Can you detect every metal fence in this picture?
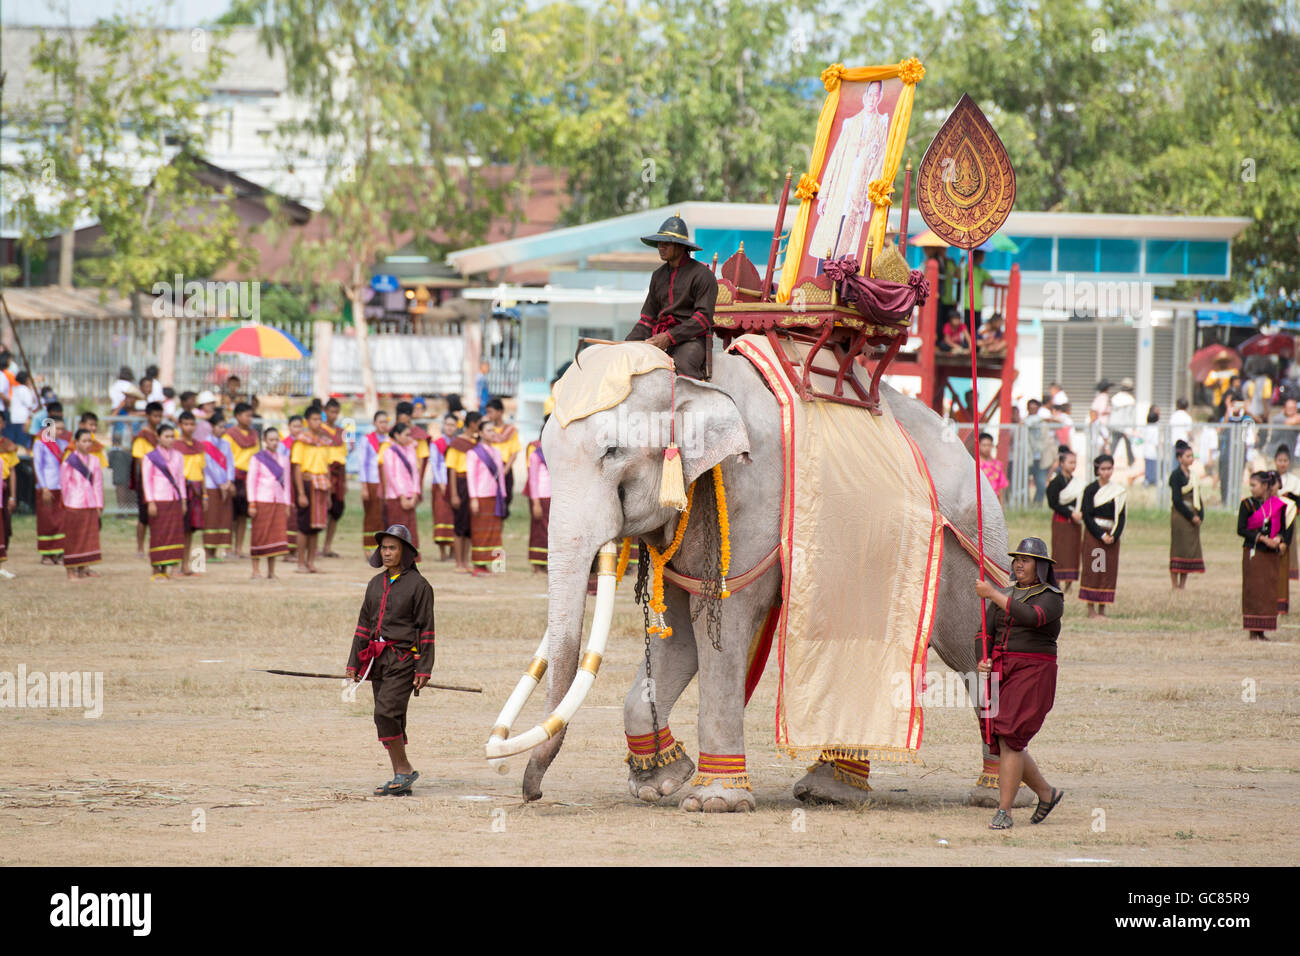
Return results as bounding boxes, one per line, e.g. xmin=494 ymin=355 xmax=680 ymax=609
xmin=984 ymin=419 xmax=1266 ymax=512
xmin=8 ymin=314 xmax=316 ymax=402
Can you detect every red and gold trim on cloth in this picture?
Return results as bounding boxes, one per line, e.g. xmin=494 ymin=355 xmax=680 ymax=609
xmin=624 ymin=727 xmax=687 ymax=771
xmin=821 ymin=755 xmax=871 ymax=791
xmin=1169 ymin=556 xmax=1205 ymax=573
xmin=692 ymin=752 xmax=751 ymax=790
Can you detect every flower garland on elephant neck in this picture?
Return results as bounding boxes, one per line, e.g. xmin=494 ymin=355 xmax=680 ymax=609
xmin=642 ymin=464 xmax=732 ymax=639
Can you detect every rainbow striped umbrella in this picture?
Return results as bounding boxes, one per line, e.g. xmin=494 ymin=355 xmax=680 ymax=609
xmin=194 ymin=324 xmax=310 ymax=359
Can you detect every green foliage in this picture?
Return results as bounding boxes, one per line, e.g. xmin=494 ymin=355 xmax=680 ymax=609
xmin=8 ymin=6 xmax=251 ymax=295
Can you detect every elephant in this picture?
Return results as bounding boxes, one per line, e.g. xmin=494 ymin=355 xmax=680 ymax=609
xmin=515 ymin=344 xmax=1013 ymax=812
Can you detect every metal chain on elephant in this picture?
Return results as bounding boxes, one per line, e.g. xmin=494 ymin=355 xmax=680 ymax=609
xmin=693 ymin=477 xmax=724 ymax=652
xmin=633 ymin=542 xmax=661 ymax=758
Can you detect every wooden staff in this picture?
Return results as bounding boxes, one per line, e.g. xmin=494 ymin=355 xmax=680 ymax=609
xmin=899 ymin=160 xmax=912 ymax=256
xmin=762 ymin=167 xmax=793 ymax=301
xmin=251 ymin=669 xmax=482 ymax=693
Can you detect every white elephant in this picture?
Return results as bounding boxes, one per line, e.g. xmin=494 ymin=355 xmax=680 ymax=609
xmin=513 ymin=346 xmax=1013 ymax=812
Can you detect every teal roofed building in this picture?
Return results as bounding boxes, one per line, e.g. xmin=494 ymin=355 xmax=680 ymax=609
xmin=447 ymin=204 xmax=1251 ymax=431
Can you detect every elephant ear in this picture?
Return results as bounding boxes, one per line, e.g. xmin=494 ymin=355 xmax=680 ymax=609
xmin=674 ymin=376 xmax=750 ymax=487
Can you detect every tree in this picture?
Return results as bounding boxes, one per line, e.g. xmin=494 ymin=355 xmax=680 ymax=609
xmin=6 ymin=7 xmax=246 ymax=304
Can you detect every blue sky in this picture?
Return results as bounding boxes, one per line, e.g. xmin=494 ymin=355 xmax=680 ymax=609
xmin=3 ymin=0 xmax=237 ymax=27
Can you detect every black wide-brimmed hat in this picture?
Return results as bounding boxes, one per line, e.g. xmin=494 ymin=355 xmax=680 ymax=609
xmin=641 ymin=215 xmax=701 ymax=251
xmin=1007 ymin=537 xmax=1053 ymax=564
xmin=370 ymin=524 xmax=420 ymax=568
xmin=1006 ymin=536 xmax=1060 ymax=592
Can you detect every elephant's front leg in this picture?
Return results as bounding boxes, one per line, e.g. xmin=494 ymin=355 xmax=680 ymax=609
xmin=624 ymin=586 xmax=698 ymax=803
xmin=679 ymin=591 xmax=763 ymax=813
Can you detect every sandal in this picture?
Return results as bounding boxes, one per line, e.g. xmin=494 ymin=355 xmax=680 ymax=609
xmin=988 ymin=809 xmax=1013 ymax=830
xmin=1030 ymin=788 xmax=1064 ymax=824
xmin=373 ymin=770 xmax=419 ymax=797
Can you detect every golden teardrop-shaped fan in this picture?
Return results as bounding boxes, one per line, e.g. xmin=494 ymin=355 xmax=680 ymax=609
xmin=870 ymin=245 xmax=911 ymax=284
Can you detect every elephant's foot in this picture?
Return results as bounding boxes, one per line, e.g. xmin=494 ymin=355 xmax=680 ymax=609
xmin=793 ymin=757 xmax=873 ymax=807
xmin=966 ymin=756 xmax=1033 ymax=808
xmin=626 ymin=739 xmax=695 ymax=804
xmin=678 ymin=753 xmax=754 ymax=813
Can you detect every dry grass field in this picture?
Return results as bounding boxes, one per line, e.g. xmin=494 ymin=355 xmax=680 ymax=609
xmin=1 ymin=499 xmax=1297 ymax=866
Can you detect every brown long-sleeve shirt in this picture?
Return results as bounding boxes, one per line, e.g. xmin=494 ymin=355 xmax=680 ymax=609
xmin=346 ymin=566 xmax=436 ymax=678
xmin=627 ymin=256 xmax=718 ymax=346
xmin=978 ymin=584 xmax=1064 ymax=656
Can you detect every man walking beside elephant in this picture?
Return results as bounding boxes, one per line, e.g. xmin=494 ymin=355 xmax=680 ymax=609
xmin=625 ymin=214 xmax=718 ymax=380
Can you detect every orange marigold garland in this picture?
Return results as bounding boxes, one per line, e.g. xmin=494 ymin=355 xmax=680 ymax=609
xmin=642 ymin=465 xmax=734 ymax=638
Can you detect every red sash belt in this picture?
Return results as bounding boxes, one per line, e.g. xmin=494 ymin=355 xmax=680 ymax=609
xmin=1052 ymin=513 xmax=1071 ymax=524
xmin=357 ymin=639 xmax=392 ymax=670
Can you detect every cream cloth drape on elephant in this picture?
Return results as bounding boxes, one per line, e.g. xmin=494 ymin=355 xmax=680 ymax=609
xmin=551 ymin=343 xmax=675 ymax=428
xmin=732 ymin=335 xmax=944 ymax=761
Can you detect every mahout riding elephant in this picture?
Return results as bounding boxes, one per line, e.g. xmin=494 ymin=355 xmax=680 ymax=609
xmin=519 ymin=346 xmax=1011 ymax=812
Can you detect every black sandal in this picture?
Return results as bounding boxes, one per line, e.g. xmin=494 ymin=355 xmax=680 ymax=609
xmin=988 ymin=809 xmax=1013 ymax=830
xmin=373 ymin=770 xmax=419 ymax=796
xmin=1030 ymin=787 xmax=1064 ymax=824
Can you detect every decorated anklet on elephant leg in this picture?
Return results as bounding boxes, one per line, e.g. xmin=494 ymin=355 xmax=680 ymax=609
xmin=625 ymin=727 xmax=688 ymax=771
xmin=691 ymin=752 xmax=751 ymax=790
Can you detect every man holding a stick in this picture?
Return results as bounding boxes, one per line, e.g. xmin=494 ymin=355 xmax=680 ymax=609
xmin=346 ymin=524 xmax=435 ymax=796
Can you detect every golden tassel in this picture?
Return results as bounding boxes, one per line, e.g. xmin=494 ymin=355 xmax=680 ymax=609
xmin=658 ymin=444 xmax=687 ymax=511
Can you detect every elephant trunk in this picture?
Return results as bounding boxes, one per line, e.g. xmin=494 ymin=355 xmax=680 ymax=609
xmin=518 ymin=503 xmax=620 ymax=802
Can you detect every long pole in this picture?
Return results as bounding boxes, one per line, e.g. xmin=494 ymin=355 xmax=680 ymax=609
xmin=762 ymin=168 xmax=793 ymax=301
xmin=967 ymin=248 xmax=989 ymax=744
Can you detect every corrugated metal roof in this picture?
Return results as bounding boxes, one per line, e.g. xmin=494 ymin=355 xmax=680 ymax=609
xmin=0 ymin=287 xmax=151 ymax=320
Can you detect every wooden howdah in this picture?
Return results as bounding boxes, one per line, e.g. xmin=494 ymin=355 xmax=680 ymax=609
xmin=712 ymin=249 xmax=910 ymax=415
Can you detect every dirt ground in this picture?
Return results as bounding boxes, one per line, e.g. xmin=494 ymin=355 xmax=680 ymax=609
xmin=1 ymin=501 xmax=1296 ymax=866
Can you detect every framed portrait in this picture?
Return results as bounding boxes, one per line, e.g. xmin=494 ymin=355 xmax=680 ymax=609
xmin=777 ymin=60 xmax=924 ymax=303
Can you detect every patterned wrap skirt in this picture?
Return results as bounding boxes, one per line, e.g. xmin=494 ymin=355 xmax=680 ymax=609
xmin=1169 ymin=509 xmax=1205 ymax=574
xmin=1050 ymin=514 xmax=1081 ymax=582
xmin=62 ymin=507 xmax=102 ymax=568
xmin=149 ymin=499 xmax=185 ymax=566
xmin=1243 ymin=549 xmax=1280 ymax=632
xmin=1079 ymin=530 xmax=1120 ymax=605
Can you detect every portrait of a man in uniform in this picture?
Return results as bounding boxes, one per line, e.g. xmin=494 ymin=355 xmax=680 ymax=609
xmin=808 ymin=80 xmax=893 ymax=264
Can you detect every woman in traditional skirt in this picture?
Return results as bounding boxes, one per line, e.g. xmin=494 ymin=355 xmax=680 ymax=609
xmin=379 ymin=422 xmax=422 ymax=548
xmin=358 ymin=410 xmax=390 ymax=557
xmin=33 ymin=419 xmax=69 ymax=564
xmin=283 ymin=414 xmax=303 ymax=557
xmin=202 ymin=412 xmax=234 ymax=559
xmin=1239 ymin=470 xmax=1289 ymax=640
xmin=525 ymin=430 xmax=550 ymax=573
xmin=466 ymin=420 xmax=508 ymax=576
xmin=445 ymin=412 xmax=481 ymax=574
xmin=975 ymin=537 xmax=1065 ymax=830
xmin=1168 ymin=439 xmax=1204 ymax=588
xmin=175 ymin=411 xmax=207 ymax=576
xmin=59 ymin=428 xmax=105 ymax=579
xmin=247 ymin=426 xmax=291 ymax=580
xmin=142 ymin=424 xmax=187 ymax=581
xmin=1079 ymin=453 xmax=1126 ymax=617
xmin=1044 ymin=446 xmax=1084 ymax=592
xmin=1274 ymin=446 xmax=1300 ymax=613
xmin=430 ymin=413 xmax=458 ymax=559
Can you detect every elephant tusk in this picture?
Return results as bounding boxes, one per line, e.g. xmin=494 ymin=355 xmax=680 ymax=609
xmin=485 ymin=631 xmax=550 ymax=774
xmin=485 ymin=540 xmax=620 ymax=762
